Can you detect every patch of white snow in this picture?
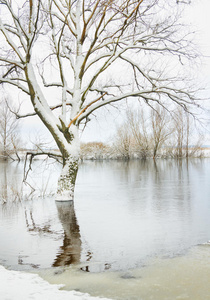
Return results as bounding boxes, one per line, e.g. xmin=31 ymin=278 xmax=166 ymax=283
xmin=0 ymin=265 xmax=111 ymax=300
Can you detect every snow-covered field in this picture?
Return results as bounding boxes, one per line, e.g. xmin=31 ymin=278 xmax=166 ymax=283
xmin=0 ymin=265 xmax=111 ymax=300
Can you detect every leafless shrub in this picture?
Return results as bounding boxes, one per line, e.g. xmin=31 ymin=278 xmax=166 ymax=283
xmin=113 ymin=106 xmax=203 ymax=159
xmin=0 ymin=97 xmax=22 ymax=161
xmin=80 ymin=142 xmax=111 ymax=160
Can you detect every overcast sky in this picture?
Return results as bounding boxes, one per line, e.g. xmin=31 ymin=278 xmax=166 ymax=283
xmin=79 ymin=0 xmax=210 ymax=144
xmin=11 ymin=1 xmax=210 ymax=146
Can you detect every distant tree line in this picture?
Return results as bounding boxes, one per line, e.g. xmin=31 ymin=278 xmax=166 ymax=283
xmin=0 ymin=100 xmax=204 ymax=161
xmin=81 ymin=107 xmax=204 ymax=160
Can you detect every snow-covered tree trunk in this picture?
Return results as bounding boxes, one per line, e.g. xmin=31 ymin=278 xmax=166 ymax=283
xmin=25 ymin=61 xmax=81 ymax=201
xmin=55 ymin=127 xmax=80 ymax=202
xmin=56 ymin=156 xmax=79 ymax=201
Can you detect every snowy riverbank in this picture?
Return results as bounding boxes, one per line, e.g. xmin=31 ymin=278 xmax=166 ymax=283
xmin=0 ymin=265 xmax=111 ymax=300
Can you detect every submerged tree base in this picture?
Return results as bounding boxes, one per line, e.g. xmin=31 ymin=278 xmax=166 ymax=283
xmin=55 ymin=198 xmax=74 ymax=202
xmin=55 ymin=196 xmax=74 ymax=202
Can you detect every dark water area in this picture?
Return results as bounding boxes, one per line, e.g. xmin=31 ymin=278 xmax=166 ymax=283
xmin=0 ymin=159 xmax=210 ymax=299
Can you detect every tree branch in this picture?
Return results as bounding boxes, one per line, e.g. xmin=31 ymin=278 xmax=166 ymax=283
xmin=68 ymin=92 xmax=107 ymax=128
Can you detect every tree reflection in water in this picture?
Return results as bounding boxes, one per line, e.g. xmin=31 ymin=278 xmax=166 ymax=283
xmin=53 ymin=202 xmax=81 ymax=267
xmin=1 ymin=159 xmax=210 ymax=274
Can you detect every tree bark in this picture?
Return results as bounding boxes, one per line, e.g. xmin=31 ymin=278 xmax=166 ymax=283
xmin=55 ymin=125 xmax=80 ymax=202
xmin=55 ymin=154 xmax=79 ymax=201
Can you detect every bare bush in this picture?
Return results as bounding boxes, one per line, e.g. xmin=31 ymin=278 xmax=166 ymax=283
xmin=0 ymin=97 xmax=22 ymax=161
xmin=113 ymin=106 xmax=203 ymax=159
xmin=80 ymin=142 xmax=111 ymax=160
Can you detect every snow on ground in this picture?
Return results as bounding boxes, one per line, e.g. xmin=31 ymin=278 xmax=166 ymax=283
xmin=0 ymin=265 xmax=111 ymax=300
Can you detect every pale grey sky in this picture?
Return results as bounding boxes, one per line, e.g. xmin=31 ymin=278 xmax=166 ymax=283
xmin=78 ymin=0 xmax=210 ymax=144
xmin=5 ymin=1 xmax=210 ymax=146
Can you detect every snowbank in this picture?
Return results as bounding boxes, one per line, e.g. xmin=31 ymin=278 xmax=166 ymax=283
xmin=0 ymin=265 xmax=111 ymax=300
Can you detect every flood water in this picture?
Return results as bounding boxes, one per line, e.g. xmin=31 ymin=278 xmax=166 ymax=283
xmin=0 ymin=159 xmax=210 ymax=299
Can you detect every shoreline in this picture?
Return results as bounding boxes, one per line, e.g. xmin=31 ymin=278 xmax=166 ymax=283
xmin=0 ymin=265 xmax=111 ymax=300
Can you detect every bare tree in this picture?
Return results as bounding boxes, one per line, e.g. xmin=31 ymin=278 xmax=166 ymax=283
xmin=113 ymin=124 xmax=132 ymax=160
xmin=117 ymin=107 xmax=172 ymax=159
xmin=150 ymin=106 xmax=173 ymax=159
xmin=0 ymin=97 xmax=21 ymax=160
xmin=114 ymin=106 xmax=203 ymax=159
xmin=174 ymin=108 xmax=185 ymax=157
xmin=169 ymin=108 xmax=203 ymax=158
xmin=0 ymin=0 xmax=200 ymax=201
xmin=127 ymin=109 xmax=151 ymax=159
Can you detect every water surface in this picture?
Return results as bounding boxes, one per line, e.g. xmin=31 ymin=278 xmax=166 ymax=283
xmin=0 ymin=159 xmax=210 ymax=299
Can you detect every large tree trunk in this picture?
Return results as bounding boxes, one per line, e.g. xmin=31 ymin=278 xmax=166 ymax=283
xmin=25 ymin=63 xmax=81 ymax=202
xmin=55 ymin=154 xmax=79 ymax=201
xmin=54 ymin=123 xmax=80 ymax=202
